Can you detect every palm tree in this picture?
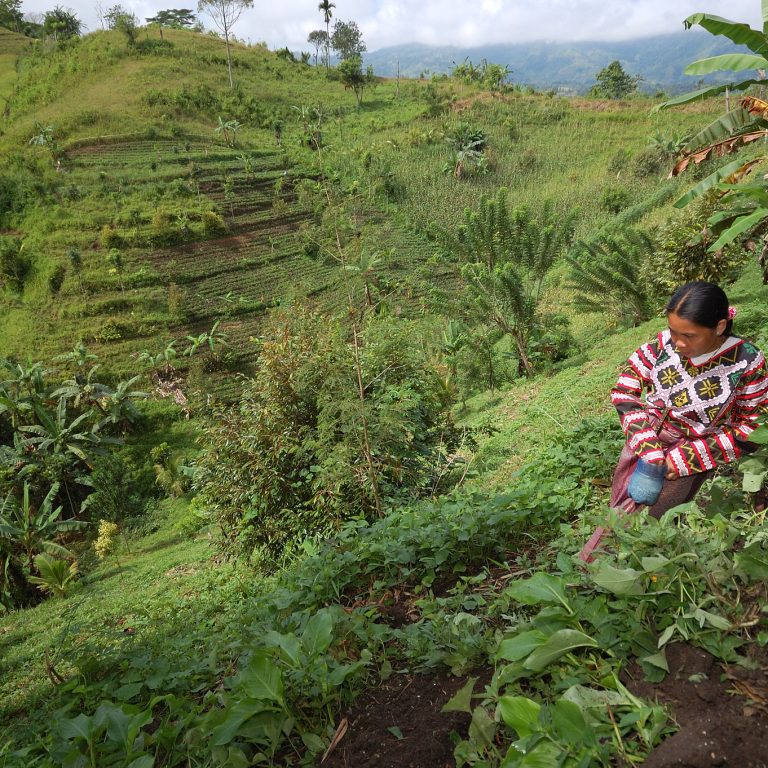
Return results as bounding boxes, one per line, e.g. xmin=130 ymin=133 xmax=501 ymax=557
xmin=318 ymin=0 xmax=335 ymax=71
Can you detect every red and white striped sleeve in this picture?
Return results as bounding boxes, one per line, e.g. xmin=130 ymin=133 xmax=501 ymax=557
xmin=667 ymin=351 xmax=768 ymax=477
xmin=611 ymin=335 xmax=665 ymax=464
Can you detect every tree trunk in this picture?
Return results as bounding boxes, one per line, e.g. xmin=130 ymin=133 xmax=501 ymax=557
xmin=224 ymin=27 xmax=233 ymax=88
xmin=514 ymin=332 xmax=533 ymax=377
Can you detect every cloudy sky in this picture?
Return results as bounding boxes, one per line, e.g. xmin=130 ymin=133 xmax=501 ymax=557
xmin=20 ymin=0 xmax=764 ymax=51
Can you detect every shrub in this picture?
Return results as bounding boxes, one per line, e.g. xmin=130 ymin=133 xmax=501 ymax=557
xmin=0 ymin=237 xmax=30 ymax=292
xmin=644 ymin=197 xmax=749 ymax=294
xmin=48 ymin=264 xmax=66 ymax=295
xmin=632 ymin=147 xmax=665 ymax=179
xmin=201 ymin=210 xmax=227 ymax=236
xmin=599 ymin=186 xmax=632 ymax=214
xmin=100 ymin=225 xmax=123 ymax=249
xmin=193 ymin=307 xmax=464 ymax=561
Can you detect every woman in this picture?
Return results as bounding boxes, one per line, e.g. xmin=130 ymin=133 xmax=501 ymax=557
xmin=580 ymin=281 xmax=768 ymax=561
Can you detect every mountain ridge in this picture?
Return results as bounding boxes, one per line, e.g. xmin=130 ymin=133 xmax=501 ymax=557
xmin=363 ymin=31 xmax=749 ymax=93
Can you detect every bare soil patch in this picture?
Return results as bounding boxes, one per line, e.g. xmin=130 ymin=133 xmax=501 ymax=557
xmin=623 ymin=643 xmax=768 ymax=767
xmin=323 ymin=671 xmax=485 ymax=768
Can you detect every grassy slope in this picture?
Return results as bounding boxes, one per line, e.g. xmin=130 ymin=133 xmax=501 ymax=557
xmin=0 ymin=26 xmax=726 ymax=383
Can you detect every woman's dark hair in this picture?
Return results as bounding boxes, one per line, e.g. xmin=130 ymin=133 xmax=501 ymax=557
xmin=666 ymin=281 xmax=732 ymax=335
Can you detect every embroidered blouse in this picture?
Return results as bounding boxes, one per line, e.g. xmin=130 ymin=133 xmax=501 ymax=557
xmin=611 ymin=329 xmax=768 ymax=477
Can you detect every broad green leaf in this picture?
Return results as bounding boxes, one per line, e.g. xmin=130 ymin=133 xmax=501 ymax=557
xmin=59 ymin=713 xmax=95 ymax=742
xmin=658 ymin=624 xmax=677 ymax=647
xmin=497 ymin=696 xmax=541 ymax=738
xmin=468 ymin=705 xmax=496 ymax=749
xmin=590 ymin=563 xmax=644 ymax=595
xmin=641 ymin=652 xmax=669 ymax=673
xmin=747 ymin=425 xmax=768 ymax=444
xmin=328 ymin=658 xmax=367 ymax=686
xmin=641 ymin=556 xmax=670 ymax=573
xmin=441 ymin=676 xmax=478 ymax=713
xmin=684 ymin=53 xmax=768 ymax=75
xmin=211 ymin=701 xmax=273 ymax=746
xmin=496 ymin=630 xmax=548 ymax=662
xmin=653 ymin=79 xmax=764 ymax=111
xmin=387 ymin=726 xmax=404 ymax=740
xmin=708 ymin=207 xmax=768 ymax=252
xmin=301 ymin=609 xmax=334 ymax=657
xmin=744 ymin=470 xmax=768 ymax=493
xmin=241 ymin=654 xmax=284 ymax=704
xmin=551 ymin=699 xmax=594 ymax=747
xmin=126 ymin=757 xmax=154 ymax=768
xmin=523 ymin=629 xmax=598 ymax=672
xmin=681 ymin=107 xmax=756 ymax=154
xmin=694 ymin=608 xmax=731 ymax=630
xmin=685 ymin=13 xmax=768 ymax=56
xmin=300 ymin=732 xmax=325 ymax=753
xmin=507 ymin=741 xmax=563 ymax=768
xmin=674 ymin=158 xmax=754 ymax=208
xmin=264 ymin=630 xmax=300 ymax=667
xmin=561 ymin=685 xmax=629 ymax=710
xmin=503 ymin=573 xmax=571 ymax=613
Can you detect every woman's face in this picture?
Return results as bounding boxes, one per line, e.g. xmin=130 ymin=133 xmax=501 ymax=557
xmin=667 ymin=311 xmax=727 ymax=359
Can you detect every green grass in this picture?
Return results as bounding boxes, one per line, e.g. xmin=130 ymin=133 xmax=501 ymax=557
xmin=0 ymin=498 xmax=230 ymax=721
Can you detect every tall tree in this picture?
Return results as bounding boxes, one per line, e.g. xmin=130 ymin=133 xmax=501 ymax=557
xmin=42 ymin=5 xmax=82 ymax=41
xmin=197 ymin=0 xmax=253 ymax=88
xmin=146 ymin=8 xmax=197 ymax=39
xmin=331 ymin=18 xmax=365 ymax=62
xmin=317 ymin=0 xmax=334 ymax=70
xmin=589 ymin=60 xmax=640 ymax=99
xmin=0 ymin=0 xmax=23 ymax=32
xmin=307 ymin=28 xmax=327 ymax=67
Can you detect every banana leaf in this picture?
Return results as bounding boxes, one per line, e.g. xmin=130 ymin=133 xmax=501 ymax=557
xmin=671 ymin=140 xmax=766 ymax=177
xmin=653 ymin=79 xmax=763 ymax=112
xmin=673 ymin=158 xmax=760 ymax=208
xmin=681 ymin=108 xmax=757 ymax=153
xmin=684 ymin=53 xmax=768 ymax=75
xmin=684 ymin=13 xmax=768 ymax=56
xmin=708 ymin=207 xmax=768 ymax=251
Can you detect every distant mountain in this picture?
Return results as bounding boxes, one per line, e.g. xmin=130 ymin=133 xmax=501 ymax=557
xmin=363 ymin=31 xmax=750 ymax=94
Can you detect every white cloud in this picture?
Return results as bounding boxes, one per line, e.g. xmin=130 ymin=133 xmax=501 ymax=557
xmin=19 ymin=0 xmax=763 ymax=51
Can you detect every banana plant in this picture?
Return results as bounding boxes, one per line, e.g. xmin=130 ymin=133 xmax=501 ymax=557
xmin=654 ymin=4 xmax=768 ymax=272
xmin=0 ymin=483 xmax=86 ymax=570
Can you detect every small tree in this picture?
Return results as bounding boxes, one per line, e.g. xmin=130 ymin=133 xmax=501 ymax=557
xmin=145 ymin=8 xmax=196 ymax=39
xmin=103 ymin=4 xmax=135 ymax=28
xmin=197 ymin=0 xmax=253 ymax=88
xmin=457 ymin=189 xmax=576 ymax=376
xmin=589 ymin=60 xmax=640 ymax=99
xmin=307 ymin=29 xmax=328 ymax=67
xmin=331 ymin=18 xmax=365 ymax=62
xmin=338 ymin=56 xmax=374 ymax=106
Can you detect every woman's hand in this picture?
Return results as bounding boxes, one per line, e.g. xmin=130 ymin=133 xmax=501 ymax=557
xmin=665 ymin=455 xmax=677 ymax=480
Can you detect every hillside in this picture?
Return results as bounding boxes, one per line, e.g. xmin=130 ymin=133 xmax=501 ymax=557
xmin=0 ymin=25 xmax=726 ymax=385
xmin=1 ymin=20 xmax=768 ymax=768
xmin=364 ymin=31 xmax=749 ymax=92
